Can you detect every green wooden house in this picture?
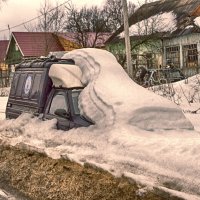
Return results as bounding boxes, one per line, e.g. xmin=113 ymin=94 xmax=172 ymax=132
xmin=106 ymin=0 xmax=200 ymax=77
xmin=106 ymin=34 xmax=164 ymax=71
xmin=5 ymin=32 xmax=65 ymax=66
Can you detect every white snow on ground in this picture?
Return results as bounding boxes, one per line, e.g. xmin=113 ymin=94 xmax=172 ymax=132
xmin=0 ymin=49 xmax=200 ymax=199
xmin=151 ymin=75 xmax=200 ymax=132
xmin=0 ymin=97 xmax=8 ymax=120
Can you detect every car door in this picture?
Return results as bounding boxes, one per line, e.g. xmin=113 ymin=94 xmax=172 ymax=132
xmin=44 ymin=90 xmax=71 ymax=130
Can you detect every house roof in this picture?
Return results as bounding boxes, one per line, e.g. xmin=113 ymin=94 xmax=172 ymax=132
xmin=109 ymin=32 xmax=169 ymax=44
xmin=106 ymin=0 xmax=200 ymax=43
xmin=57 ymin=32 xmax=80 ymax=45
xmin=58 ymin=32 xmax=112 ymax=48
xmin=11 ymin=32 xmax=64 ymax=57
xmin=169 ymin=24 xmax=200 ymax=37
xmin=84 ymin=32 xmax=112 ymax=48
xmin=0 ymin=40 xmax=9 ymax=62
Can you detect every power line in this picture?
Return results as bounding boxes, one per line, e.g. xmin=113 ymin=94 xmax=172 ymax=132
xmin=0 ymin=0 xmax=70 ymax=33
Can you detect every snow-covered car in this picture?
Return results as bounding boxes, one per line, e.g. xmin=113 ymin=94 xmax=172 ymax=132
xmin=6 ymin=57 xmax=92 ymax=130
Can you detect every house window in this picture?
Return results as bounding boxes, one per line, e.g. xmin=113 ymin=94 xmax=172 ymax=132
xmin=166 ymin=46 xmax=180 ymax=67
xmin=183 ymin=44 xmax=198 ymax=68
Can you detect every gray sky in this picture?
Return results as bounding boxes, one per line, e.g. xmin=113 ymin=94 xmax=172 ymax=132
xmin=0 ymin=0 xmax=139 ymax=40
xmin=0 ymin=0 xmax=107 ymax=39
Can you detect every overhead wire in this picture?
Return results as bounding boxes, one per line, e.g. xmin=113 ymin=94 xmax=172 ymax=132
xmin=0 ymin=0 xmax=71 ymax=33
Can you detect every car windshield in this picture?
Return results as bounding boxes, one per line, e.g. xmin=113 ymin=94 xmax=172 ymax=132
xmin=71 ymin=89 xmax=82 ymax=115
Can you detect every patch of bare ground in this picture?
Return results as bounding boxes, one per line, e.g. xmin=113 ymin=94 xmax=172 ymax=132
xmin=0 ymin=145 xmax=184 ymax=200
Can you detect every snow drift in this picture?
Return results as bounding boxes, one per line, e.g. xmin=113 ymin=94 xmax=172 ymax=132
xmin=62 ymin=48 xmax=193 ymax=131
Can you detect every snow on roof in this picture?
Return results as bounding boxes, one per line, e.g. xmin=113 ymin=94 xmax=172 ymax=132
xmin=49 ymin=63 xmax=83 ymax=88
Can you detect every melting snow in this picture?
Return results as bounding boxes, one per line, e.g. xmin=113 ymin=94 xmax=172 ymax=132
xmin=0 ymin=48 xmax=200 ymax=199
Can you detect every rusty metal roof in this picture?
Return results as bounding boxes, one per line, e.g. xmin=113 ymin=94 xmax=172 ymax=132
xmin=11 ymin=32 xmax=64 ymax=57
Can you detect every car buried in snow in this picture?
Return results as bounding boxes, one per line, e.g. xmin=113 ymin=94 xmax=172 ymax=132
xmin=6 ymin=56 xmax=92 ymax=130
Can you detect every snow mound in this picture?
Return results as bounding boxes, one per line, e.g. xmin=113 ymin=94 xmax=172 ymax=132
xmin=62 ymin=48 xmax=193 ymax=131
xmin=49 ymin=63 xmax=83 ymax=88
xmin=194 ymin=16 xmax=200 ymax=27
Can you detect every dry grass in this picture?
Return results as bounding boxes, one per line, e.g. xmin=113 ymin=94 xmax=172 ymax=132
xmin=0 ymin=145 xmax=184 ymax=200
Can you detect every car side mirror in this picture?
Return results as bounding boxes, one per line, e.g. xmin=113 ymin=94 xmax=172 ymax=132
xmin=54 ymin=109 xmax=70 ymax=119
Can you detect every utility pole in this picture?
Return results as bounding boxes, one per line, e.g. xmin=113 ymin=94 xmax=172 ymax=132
xmin=121 ymin=0 xmax=132 ymax=78
xmin=8 ymin=24 xmax=10 ymax=37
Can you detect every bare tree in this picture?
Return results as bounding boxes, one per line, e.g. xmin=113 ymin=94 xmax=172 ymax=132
xmin=130 ymin=13 xmax=176 ymax=36
xmin=23 ymin=0 xmax=69 ymax=55
xmin=64 ymin=0 xmax=135 ymax=48
xmin=102 ymin=0 xmax=135 ymax=31
xmin=65 ymin=5 xmax=111 ymax=48
xmin=37 ymin=0 xmax=66 ymax=32
xmin=24 ymin=0 xmax=67 ymax=33
xmin=129 ymin=0 xmax=176 ymax=36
